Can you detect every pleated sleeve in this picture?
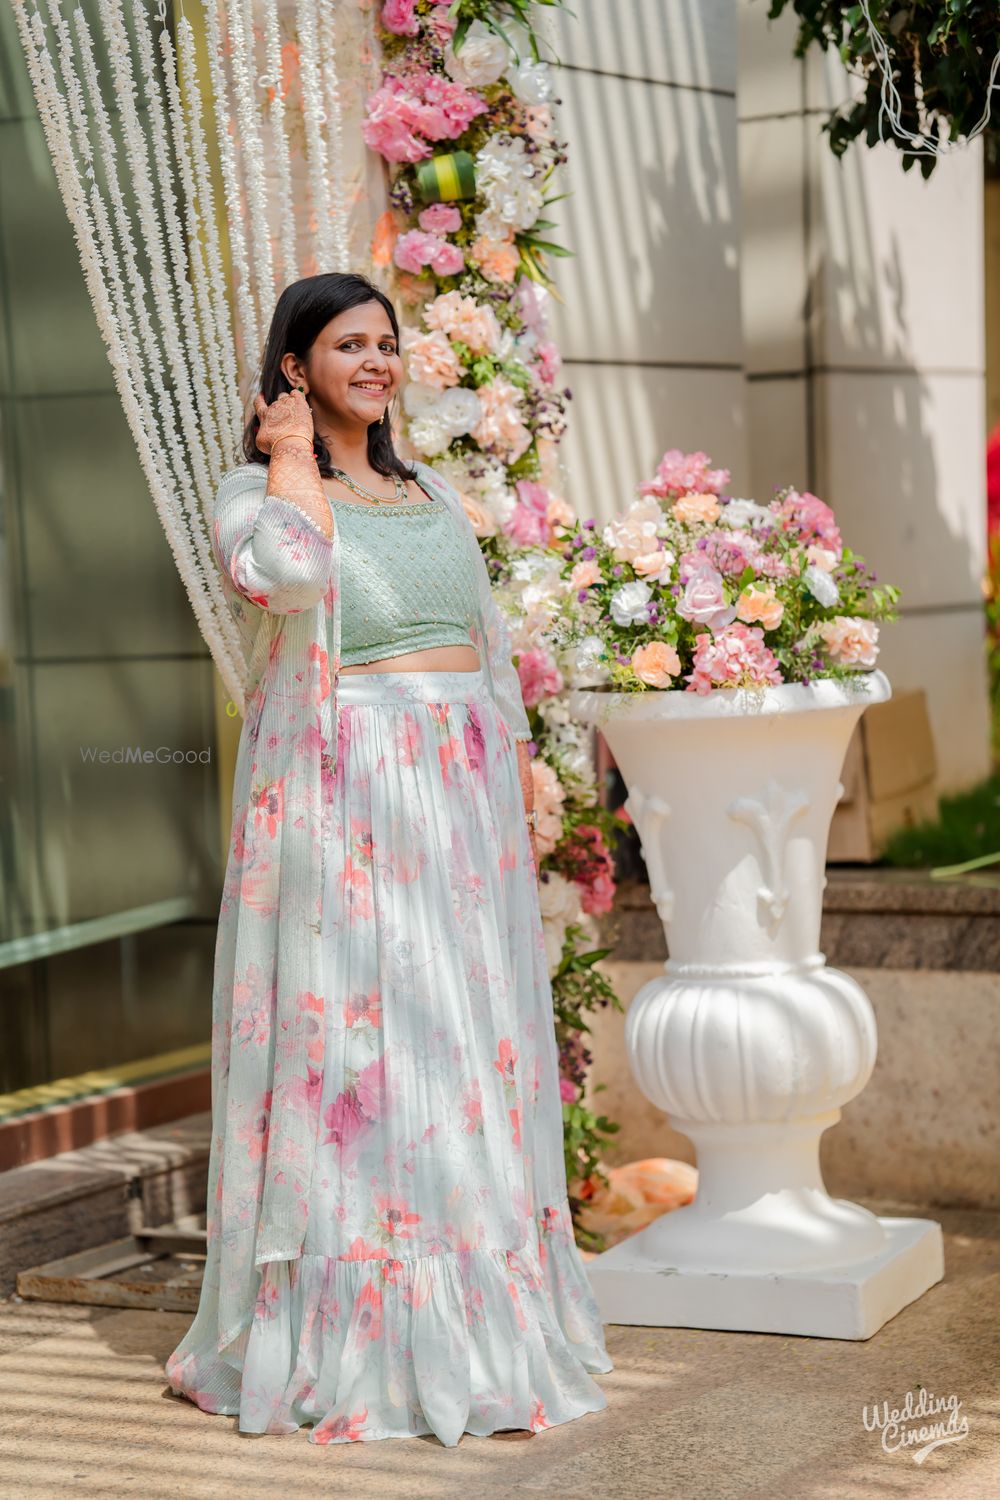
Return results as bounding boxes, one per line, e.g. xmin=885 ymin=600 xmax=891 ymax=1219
xmin=212 ymin=462 xmax=334 ymax=616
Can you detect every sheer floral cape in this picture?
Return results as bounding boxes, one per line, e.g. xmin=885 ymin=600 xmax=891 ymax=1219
xmin=208 ymin=458 xmax=531 ymax=1349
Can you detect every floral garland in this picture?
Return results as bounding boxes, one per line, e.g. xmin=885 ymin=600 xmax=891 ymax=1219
xmin=364 ymin=0 xmax=624 ymax=1246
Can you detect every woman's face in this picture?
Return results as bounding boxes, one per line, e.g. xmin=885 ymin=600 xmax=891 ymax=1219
xmin=291 ymin=300 xmax=404 ymax=431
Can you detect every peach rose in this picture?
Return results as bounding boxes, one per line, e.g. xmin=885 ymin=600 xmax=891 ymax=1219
xmin=806 ymin=544 xmax=839 ymax=573
xmin=370 ymin=209 xmax=398 ymax=268
xmin=633 ymin=547 xmax=674 ymax=583
xmin=469 ymin=235 xmax=521 ymax=284
xmin=602 ymin=498 xmax=664 ymax=564
xmin=547 ymin=494 xmax=575 ymax=529
xmin=461 ymin=493 xmax=498 ymax=539
xmin=817 ymin=616 xmax=879 ymax=667
xmin=735 ymin=582 xmax=784 ymax=631
xmin=424 ymin=290 xmax=501 ymax=355
xmin=531 ymin=758 xmax=566 ymax=857
xmin=471 ymin=377 xmax=532 ymax=462
xmin=631 ymin=641 xmax=681 ymax=688
xmin=672 ymin=492 xmax=721 ymax=525
xmin=401 ymin=328 xmax=461 ymax=389
xmin=570 ymin=558 xmax=600 ymax=589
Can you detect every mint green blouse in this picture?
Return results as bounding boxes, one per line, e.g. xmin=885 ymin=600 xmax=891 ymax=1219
xmin=331 ymin=488 xmax=481 ymax=667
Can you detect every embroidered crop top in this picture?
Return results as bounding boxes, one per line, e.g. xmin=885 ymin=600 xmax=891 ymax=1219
xmin=332 ymin=488 xmax=481 ymax=667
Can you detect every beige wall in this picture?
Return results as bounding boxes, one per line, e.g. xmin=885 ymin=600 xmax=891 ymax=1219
xmin=545 ymin=0 xmax=749 ymax=520
xmin=739 ymin=2 xmax=991 ymax=790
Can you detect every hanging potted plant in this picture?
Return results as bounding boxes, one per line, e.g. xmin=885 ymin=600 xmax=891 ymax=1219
xmin=550 ymin=450 xmax=940 ymax=1335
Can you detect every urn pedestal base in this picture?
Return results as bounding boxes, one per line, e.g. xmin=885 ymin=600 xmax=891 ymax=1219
xmin=586 ymin=1213 xmax=944 ymax=1341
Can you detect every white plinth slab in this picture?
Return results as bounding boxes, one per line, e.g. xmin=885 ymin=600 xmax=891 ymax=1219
xmin=587 ymin=1215 xmax=944 ymax=1341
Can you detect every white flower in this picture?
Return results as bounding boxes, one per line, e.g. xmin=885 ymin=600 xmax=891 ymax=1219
xmin=609 ymin=580 xmax=653 ymax=627
xmin=407 ymin=410 xmax=452 ymax=456
xmin=475 ymin=135 xmax=544 ymax=235
xmin=719 ymin=498 xmax=773 ymax=530
xmin=506 ymin=57 xmax=555 ymax=105
xmin=804 ymin=565 xmax=841 ymax=608
xmin=538 ymin=872 xmax=581 ymax=976
xmin=569 ymin=634 xmax=610 ymax=685
xmin=493 ymin=326 xmax=518 ymax=363
xmin=436 ymin=385 xmax=481 ymax=437
xmin=401 ymin=381 xmax=440 ymax=417
xmin=444 ymin=21 xmax=510 ymax=88
xmin=539 ymin=870 xmax=581 ymax=924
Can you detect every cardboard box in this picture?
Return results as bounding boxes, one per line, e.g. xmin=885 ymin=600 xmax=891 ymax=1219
xmin=827 ymin=688 xmax=939 ymax=863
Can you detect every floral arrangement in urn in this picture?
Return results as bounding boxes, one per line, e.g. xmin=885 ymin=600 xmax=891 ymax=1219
xmin=555 ymin=448 xmax=900 ymax=695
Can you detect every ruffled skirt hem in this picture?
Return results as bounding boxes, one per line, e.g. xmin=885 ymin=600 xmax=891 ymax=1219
xmin=166 ymin=1228 xmax=613 ymax=1448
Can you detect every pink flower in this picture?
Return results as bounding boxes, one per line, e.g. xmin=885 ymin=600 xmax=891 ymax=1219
xmin=461 ymin=1079 xmax=484 ymax=1134
xmin=418 ymin=203 xmax=461 ymax=234
xmin=494 ymin=1036 xmax=518 ymax=1086
xmin=464 ymin=706 xmax=487 ymax=777
xmin=429 ymin=239 xmax=464 ymax=276
xmin=393 ymin=230 xmax=439 ymax=273
xmin=583 ymin=870 xmax=616 ymax=916
xmin=374 ymin=1191 xmax=421 ymax=1241
xmin=532 ymin=339 xmax=562 ymax=386
xmin=380 ymin=0 xmax=418 ymax=36
xmin=703 ymin=529 xmax=760 ymax=577
xmin=735 ymin=582 xmax=784 ymax=631
xmin=427 ymin=2 xmax=457 ymax=43
xmin=676 ymin=564 xmax=736 ymax=633
xmin=344 ymin=987 xmax=383 ymax=1029
xmin=817 ymin=616 xmax=879 ymax=667
xmin=779 ymin=489 xmax=843 ymax=554
xmin=362 ymin=73 xmax=487 ymax=163
xmin=507 ymin=500 xmax=550 ymax=547
xmin=559 ymin=1076 xmax=577 ymax=1102
xmin=507 ymin=507 xmax=546 ymax=547
xmin=393 ymin=229 xmax=464 ymax=278
xmin=639 ymin=448 xmax=730 ymax=501
xmin=354 ymin=1280 xmax=384 ymax=1349
xmin=517 ymin=647 xmax=564 ymax=709
xmin=686 ymin=623 xmax=783 ymax=694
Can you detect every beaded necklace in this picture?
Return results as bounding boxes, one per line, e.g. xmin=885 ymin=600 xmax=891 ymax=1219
xmin=328 ymin=466 xmax=408 ymax=505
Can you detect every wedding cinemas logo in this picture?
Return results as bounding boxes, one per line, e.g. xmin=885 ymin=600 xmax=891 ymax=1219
xmin=863 ymin=1385 xmax=969 ymax=1463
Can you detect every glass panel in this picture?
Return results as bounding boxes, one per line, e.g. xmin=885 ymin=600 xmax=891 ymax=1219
xmin=0 ymin=25 xmax=222 ymax=1098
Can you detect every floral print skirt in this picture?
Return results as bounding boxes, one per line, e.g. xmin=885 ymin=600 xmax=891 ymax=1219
xmin=166 ymin=668 xmax=613 ymax=1446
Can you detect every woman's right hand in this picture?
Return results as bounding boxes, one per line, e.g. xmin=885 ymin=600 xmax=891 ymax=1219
xmin=253 ymin=390 xmax=315 ymax=455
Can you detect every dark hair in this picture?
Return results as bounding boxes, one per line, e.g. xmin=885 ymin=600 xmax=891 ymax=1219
xmin=240 ymin=272 xmax=416 ymax=481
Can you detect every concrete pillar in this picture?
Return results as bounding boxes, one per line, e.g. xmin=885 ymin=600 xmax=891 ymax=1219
xmin=546 ymin=1 xmax=749 ymax=525
xmin=738 ymin=2 xmax=991 ymax=790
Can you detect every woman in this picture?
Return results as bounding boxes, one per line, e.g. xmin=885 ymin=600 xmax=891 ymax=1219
xmin=165 ymin=273 xmax=613 ymax=1447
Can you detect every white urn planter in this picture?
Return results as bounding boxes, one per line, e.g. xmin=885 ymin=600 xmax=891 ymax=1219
xmin=569 ymin=670 xmax=943 ymax=1339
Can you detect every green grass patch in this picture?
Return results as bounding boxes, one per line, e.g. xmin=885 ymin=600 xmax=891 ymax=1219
xmin=881 ymin=773 xmax=1000 ymax=872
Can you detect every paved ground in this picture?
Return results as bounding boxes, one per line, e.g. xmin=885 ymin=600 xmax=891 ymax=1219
xmin=0 ymin=1197 xmax=997 ymax=1500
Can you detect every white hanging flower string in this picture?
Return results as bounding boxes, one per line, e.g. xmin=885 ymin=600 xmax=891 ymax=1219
xmin=859 ymin=0 xmax=1000 ymax=159
xmin=10 ymin=0 xmax=370 ymax=714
